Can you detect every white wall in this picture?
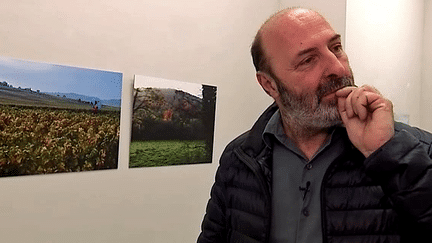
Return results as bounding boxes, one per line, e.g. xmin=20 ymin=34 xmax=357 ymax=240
xmin=0 ymin=0 xmax=345 ymax=242
xmin=422 ymin=0 xmax=432 ymax=131
xmin=346 ymin=0 xmax=425 ymax=128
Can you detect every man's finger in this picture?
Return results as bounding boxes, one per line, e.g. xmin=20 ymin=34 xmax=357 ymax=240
xmin=339 ymin=104 xmax=350 ymax=125
xmin=352 ymin=91 xmax=386 ymax=120
xmin=345 ymin=88 xmax=356 ymax=118
xmin=348 ymin=86 xmax=370 ymax=119
xmin=354 ymin=92 xmax=369 ymax=120
xmin=361 ymin=84 xmax=382 ymax=95
xmin=337 ymin=96 xmax=346 ymax=113
xmin=335 ymin=86 xmax=356 ymax=98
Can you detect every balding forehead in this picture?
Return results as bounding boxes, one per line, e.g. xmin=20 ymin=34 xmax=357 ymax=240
xmin=259 ymin=8 xmax=332 ymax=49
xmin=260 ymin=8 xmax=327 ymax=34
xmin=250 ymin=8 xmax=334 ymax=73
xmin=287 ymin=8 xmax=318 ymax=19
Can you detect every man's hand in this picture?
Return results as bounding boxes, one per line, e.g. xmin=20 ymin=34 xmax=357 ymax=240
xmin=336 ymin=85 xmax=395 ymax=158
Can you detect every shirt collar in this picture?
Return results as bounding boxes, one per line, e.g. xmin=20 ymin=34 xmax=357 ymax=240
xmin=262 ymin=109 xmax=283 ymax=149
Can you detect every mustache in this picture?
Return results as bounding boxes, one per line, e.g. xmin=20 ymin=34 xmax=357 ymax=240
xmin=316 ymin=76 xmax=355 ymax=101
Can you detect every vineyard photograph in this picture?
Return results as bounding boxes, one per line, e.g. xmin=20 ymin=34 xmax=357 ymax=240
xmin=0 ymin=56 xmax=122 ymax=177
xmin=130 ymin=75 xmax=216 ymax=168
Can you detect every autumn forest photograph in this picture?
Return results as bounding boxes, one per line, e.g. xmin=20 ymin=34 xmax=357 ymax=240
xmin=130 ymin=75 xmax=217 ymax=168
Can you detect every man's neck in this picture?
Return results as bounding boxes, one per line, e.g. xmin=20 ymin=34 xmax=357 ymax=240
xmin=280 ymin=114 xmax=331 ymax=161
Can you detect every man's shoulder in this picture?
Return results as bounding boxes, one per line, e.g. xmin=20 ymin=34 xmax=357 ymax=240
xmin=221 ymin=103 xmax=278 ymax=158
xmin=220 ymin=130 xmax=252 ymax=160
xmin=227 ymin=130 xmax=253 ymax=148
xmin=395 ymin=122 xmax=432 ymax=146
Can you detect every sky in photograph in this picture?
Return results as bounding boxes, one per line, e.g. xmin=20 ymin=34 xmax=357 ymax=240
xmin=0 ymin=56 xmax=122 ymax=100
xmin=134 ymin=75 xmax=203 ymax=98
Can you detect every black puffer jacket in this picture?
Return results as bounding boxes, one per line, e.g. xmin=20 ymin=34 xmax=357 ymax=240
xmin=198 ymin=104 xmax=432 ymax=243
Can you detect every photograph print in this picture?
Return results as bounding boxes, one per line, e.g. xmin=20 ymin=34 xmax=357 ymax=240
xmin=0 ymin=56 xmax=122 ymax=177
xmin=130 ymin=75 xmax=217 ymax=168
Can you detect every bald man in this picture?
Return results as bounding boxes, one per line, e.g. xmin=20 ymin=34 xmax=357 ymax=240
xmin=198 ymin=8 xmax=432 ymax=243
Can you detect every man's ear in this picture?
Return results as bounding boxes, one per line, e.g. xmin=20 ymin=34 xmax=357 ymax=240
xmin=256 ymin=71 xmax=279 ymax=99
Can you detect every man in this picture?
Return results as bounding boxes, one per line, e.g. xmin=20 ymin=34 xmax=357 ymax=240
xmin=198 ymin=7 xmax=432 ymax=243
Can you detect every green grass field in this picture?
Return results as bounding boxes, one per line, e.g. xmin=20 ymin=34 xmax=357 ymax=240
xmin=129 ymin=140 xmax=211 ymax=167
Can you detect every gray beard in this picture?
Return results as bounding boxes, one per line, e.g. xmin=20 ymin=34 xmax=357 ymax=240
xmin=276 ymin=76 xmax=354 ymax=130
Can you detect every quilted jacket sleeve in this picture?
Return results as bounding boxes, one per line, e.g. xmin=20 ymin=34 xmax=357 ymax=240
xmin=197 ymin=143 xmax=235 ymax=243
xmin=364 ymin=127 xmax=432 ymax=239
xmin=197 ymin=166 xmax=227 ymax=243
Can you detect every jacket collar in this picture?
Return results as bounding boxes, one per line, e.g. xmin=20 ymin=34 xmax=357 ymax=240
xmin=240 ymin=102 xmax=279 ymax=159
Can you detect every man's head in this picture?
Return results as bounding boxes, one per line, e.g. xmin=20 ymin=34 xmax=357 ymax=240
xmin=252 ymin=8 xmax=354 ymax=129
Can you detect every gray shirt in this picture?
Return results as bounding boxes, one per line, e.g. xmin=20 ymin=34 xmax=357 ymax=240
xmin=263 ymin=111 xmax=347 ymax=243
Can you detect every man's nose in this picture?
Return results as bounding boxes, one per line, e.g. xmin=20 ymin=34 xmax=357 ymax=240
xmin=323 ymin=51 xmax=347 ymax=78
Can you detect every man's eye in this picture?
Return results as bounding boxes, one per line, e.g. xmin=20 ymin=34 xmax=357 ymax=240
xmin=332 ymin=44 xmax=343 ymax=53
xmin=298 ymin=56 xmax=316 ymax=67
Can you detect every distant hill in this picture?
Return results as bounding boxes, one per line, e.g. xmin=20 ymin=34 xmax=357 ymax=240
xmin=0 ymin=86 xmax=120 ymax=110
xmin=0 ymin=86 xmax=92 ymax=109
xmin=134 ymin=87 xmax=202 ymax=117
xmin=46 ymin=92 xmax=121 ymax=107
xmin=157 ymin=88 xmax=201 ymax=103
xmin=103 ymin=99 xmax=121 ymax=107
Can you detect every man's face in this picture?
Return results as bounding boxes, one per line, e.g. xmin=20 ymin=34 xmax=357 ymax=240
xmin=261 ymin=10 xmax=354 ymax=129
xmin=274 ymin=72 xmax=354 ymax=128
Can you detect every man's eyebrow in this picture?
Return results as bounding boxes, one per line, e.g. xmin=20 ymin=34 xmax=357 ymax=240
xmin=296 ymin=34 xmax=342 ymax=57
xmin=296 ymin=47 xmax=318 ymax=58
xmin=329 ymin=34 xmax=342 ymax=43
